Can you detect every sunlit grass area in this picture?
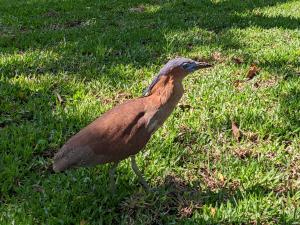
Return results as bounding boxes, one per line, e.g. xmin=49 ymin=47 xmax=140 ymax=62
xmin=1 ymin=0 xmax=300 ymax=224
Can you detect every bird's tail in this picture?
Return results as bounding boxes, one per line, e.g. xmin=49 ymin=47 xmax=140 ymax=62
xmin=53 ymin=153 xmax=67 ymax=172
xmin=52 ymin=146 xmax=74 ymax=172
xmin=53 ymin=145 xmax=91 ymax=172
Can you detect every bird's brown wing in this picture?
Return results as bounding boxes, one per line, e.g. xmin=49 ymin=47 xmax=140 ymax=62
xmin=53 ymin=98 xmax=152 ymax=172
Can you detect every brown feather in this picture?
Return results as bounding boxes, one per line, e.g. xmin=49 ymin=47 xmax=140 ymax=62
xmin=53 ymin=98 xmax=151 ymax=171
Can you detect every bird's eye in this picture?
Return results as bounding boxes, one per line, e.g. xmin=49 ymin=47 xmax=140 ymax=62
xmin=182 ymin=62 xmax=190 ymax=70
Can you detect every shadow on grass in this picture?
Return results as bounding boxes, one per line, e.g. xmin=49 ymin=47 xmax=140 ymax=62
xmin=115 ymin=173 xmax=288 ymax=224
xmin=0 ymin=0 xmax=299 ymax=80
xmin=0 ymin=78 xmax=102 ymax=197
xmin=277 ymin=87 xmax=300 ymax=138
xmin=2 ymin=167 xmax=281 ymax=224
xmin=1 ymin=0 xmax=299 ymax=223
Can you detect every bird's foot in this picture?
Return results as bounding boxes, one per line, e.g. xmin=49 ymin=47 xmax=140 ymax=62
xmin=109 ymin=162 xmax=119 ymax=194
xmin=130 ymin=155 xmax=157 ymax=192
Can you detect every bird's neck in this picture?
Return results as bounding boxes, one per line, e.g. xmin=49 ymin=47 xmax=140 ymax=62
xmin=143 ymin=76 xmax=184 ymax=134
xmin=149 ymin=76 xmax=184 ymax=108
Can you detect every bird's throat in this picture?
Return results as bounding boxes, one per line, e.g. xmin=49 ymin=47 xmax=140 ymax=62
xmin=151 ymin=77 xmax=183 ymax=105
xmin=144 ymin=79 xmax=184 ymax=134
xmin=147 ymin=77 xmax=184 ymax=125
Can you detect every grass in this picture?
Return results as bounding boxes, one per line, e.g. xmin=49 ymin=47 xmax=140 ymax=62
xmin=0 ymin=0 xmax=300 ymax=224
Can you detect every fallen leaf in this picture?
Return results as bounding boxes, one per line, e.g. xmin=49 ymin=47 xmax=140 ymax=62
xmin=210 ymin=207 xmax=216 ymax=216
xmin=250 ymin=220 xmax=258 ymax=225
xmin=232 ymin=56 xmax=243 ymax=64
xmin=233 ymin=79 xmax=244 ymax=88
xmin=179 ymin=206 xmax=193 ymax=218
xmin=217 ymin=173 xmax=224 ymax=182
xmin=253 ymin=82 xmax=259 ymax=88
xmin=234 ymin=149 xmax=251 ymax=159
xmin=212 ymin=52 xmax=222 ymax=61
xmin=231 ymin=121 xmax=241 ymax=141
xmin=244 ymin=132 xmax=258 ymax=143
xmin=229 ymin=180 xmax=241 ymax=190
xmin=80 ymin=220 xmax=87 ymax=225
xmin=199 ymin=168 xmax=225 ymax=190
xmin=252 ymin=77 xmax=278 ymax=89
xmin=266 ymin=151 xmax=276 ymax=159
xmin=55 ymin=92 xmax=64 ymax=104
xmin=115 ymin=91 xmax=132 ymax=104
xmin=247 ymin=64 xmax=260 ymax=80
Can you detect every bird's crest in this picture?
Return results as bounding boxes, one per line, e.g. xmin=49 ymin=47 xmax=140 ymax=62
xmin=143 ymin=57 xmax=192 ymax=96
xmin=142 ymin=74 xmax=162 ymax=96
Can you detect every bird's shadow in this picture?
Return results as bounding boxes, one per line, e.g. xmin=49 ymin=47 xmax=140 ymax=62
xmin=116 ymin=173 xmax=281 ymax=223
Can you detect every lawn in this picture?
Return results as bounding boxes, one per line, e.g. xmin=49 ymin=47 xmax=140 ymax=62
xmin=1 ymin=0 xmax=300 ymax=224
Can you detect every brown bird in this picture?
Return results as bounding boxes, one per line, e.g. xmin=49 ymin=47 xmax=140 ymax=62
xmin=53 ymin=57 xmax=211 ymax=191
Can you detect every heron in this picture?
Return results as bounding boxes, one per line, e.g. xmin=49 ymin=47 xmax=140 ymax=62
xmin=53 ymin=57 xmax=211 ymax=191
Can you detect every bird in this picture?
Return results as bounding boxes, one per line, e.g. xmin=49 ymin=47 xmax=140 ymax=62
xmin=53 ymin=57 xmax=211 ymax=191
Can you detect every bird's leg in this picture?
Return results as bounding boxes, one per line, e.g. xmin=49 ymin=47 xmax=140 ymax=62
xmin=130 ymin=155 xmax=150 ymax=191
xmin=109 ymin=162 xmax=119 ymax=193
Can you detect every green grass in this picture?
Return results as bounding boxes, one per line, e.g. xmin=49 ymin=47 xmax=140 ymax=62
xmin=1 ymin=0 xmax=300 ymax=224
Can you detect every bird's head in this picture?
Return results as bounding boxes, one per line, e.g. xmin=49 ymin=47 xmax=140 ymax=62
xmin=143 ymin=57 xmax=211 ymax=96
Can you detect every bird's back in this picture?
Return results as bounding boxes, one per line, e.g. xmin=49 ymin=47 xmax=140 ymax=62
xmin=53 ymin=98 xmax=152 ymax=172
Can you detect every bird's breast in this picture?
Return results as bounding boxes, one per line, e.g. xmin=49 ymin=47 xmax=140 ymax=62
xmin=145 ymin=82 xmax=184 ymax=133
xmin=145 ymin=105 xmax=175 ymax=134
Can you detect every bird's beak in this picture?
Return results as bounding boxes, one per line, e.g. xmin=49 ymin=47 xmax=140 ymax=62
xmin=194 ymin=61 xmax=212 ymax=69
